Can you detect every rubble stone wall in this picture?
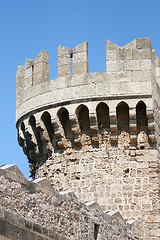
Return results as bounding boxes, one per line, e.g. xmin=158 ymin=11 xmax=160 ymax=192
xmin=36 ymin=148 xmax=160 ymax=240
xmin=0 ymin=165 xmax=139 ymax=240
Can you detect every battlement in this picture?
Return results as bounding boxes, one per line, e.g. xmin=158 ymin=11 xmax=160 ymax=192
xmin=16 ymin=50 xmax=49 ymax=89
xmin=58 ymin=41 xmax=88 ymax=77
xmin=106 ymin=38 xmax=153 ymax=72
xmin=16 ymin=38 xmax=160 ymax=120
xmin=2 ymin=37 xmax=159 ymax=240
xmin=15 ymin=38 xmax=160 ymax=177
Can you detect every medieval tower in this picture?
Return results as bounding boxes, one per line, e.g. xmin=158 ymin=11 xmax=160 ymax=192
xmin=0 ymin=38 xmax=159 ymax=240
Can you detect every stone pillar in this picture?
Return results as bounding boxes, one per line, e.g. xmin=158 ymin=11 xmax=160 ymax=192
xmin=72 ymin=41 xmax=88 ymax=75
xmin=58 ymin=46 xmax=72 ymax=77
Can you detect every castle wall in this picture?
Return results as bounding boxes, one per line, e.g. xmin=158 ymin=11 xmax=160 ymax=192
xmin=0 ymin=209 xmax=54 ymax=240
xmin=152 ymin=56 xmax=160 ymax=160
xmin=36 ymin=148 xmax=159 ymax=240
xmin=15 ymin=38 xmax=160 ymax=240
xmin=16 ymin=38 xmax=154 ymax=123
xmin=16 ymin=71 xmax=153 ymax=122
xmin=0 ymin=165 xmax=139 ymax=240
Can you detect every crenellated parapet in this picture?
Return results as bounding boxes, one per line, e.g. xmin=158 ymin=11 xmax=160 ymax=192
xmin=106 ymin=38 xmax=153 ymax=72
xmin=16 ymin=38 xmax=160 ymax=178
xmin=2 ymin=37 xmax=159 ymax=240
xmin=16 ymin=38 xmax=159 ymax=118
xmin=58 ymin=41 xmax=88 ymax=77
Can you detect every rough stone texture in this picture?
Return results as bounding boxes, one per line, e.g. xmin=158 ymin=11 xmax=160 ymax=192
xmin=58 ymin=42 xmax=88 ymax=77
xmin=3 ymin=38 xmax=160 ymax=239
xmin=35 ymin=148 xmax=159 ymax=240
xmin=0 ymin=165 xmax=139 ymax=240
xmin=152 ymin=55 xmax=160 ymax=161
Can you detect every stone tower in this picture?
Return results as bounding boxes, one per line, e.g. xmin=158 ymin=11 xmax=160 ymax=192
xmin=16 ymin=38 xmax=160 ymax=239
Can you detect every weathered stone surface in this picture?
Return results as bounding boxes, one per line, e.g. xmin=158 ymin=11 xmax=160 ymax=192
xmin=0 ymin=167 xmax=139 ymax=240
xmin=12 ymin=38 xmax=160 ymax=239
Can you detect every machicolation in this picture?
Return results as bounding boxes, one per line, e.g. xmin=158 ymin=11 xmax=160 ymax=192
xmin=0 ymin=38 xmax=160 ymax=240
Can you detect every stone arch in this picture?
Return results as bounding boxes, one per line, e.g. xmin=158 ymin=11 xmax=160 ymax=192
xmin=116 ymin=101 xmax=129 ymax=134
xmin=29 ymin=115 xmax=36 ymax=127
xmin=41 ymin=111 xmax=54 ymax=142
xmin=21 ymin=121 xmax=25 ymax=131
xmin=57 ymin=107 xmax=71 ymax=138
xmin=29 ymin=115 xmax=43 ymax=154
xmin=18 ymin=122 xmax=25 ymax=147
xmin=76 ymin=104 xmax=90 ymax=135
xmin=20 ymin=119 xmax=36 ymax=163
xmin=96 ymin=102 xmax=110 ymax=131
xmin=136 ymin=101 xmax=148 ymax=135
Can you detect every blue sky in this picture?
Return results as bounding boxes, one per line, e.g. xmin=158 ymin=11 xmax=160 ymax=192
xmin=0 ymin=0 xmax=160 ymax=179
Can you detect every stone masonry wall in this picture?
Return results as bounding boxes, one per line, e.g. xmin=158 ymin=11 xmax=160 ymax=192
xmin=0 ymin=165 xmax=139 ymax=240
xmin=36 ymin=148 xmax=160 ymax=240
xmin=14 ymin=38 xmax=160 ymax=240
xmin=152 ymin=55 xmax=160 ymax=160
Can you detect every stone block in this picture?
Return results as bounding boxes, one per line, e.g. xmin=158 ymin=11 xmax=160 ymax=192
xmin=24 ymin=76 xmax=32 ymax=89
xmin=58 ymin=65 xmax=71 ymax=77
xmin=110 ymin=81 xmax=141 ymax=95
xmin=124 ymin=60 xmax=141 ymax=71
xmin=131 ymin=70 xmax=152 ymax=82
xmin=136 ymin=38 xmax=152 ymax=49
xmin=58 ymin=45 xmax=71 ymax=56
xmin=72 ymin=41 xmax=88 ymax=53
xmin=132 ymin=49 xmax=152 ymax=60
xmin=58 ymin=55 xmax=71 ymax=66
xmin=73 ymin=62 xmax=88 ymax=75
xmin=126 ymin=220 xmax=137 ymax=231
xmin=16 ymin=66 xmax=25 ymax=87
xmin=85 ymin=201 xmax=103 ymax=213
xmin=116 ymin=48 xmax=132 ymax=60
xmin=106 ymin=50 xmax=117 ymax=61
xmin=33 ymin=50 xmax=49 ymax=64
xmin=0 ymin=165 xmax=30 ymax=187
xmin=107 ymin=60 xmax=124 ymax=72
xmin=25 ymin=65 xmax=32 ymax=79
xmin=140 ymin=59 xmax=152 ymax=71
xmin=106 ymin=39 xmax=120 ymax=50
xmin=33 ymin=178 xmax=55 ymax=196
xmin=123 ymin=39 xmax=136 ymax=49
xmin=73 ymin=51 xmax=87 ymax=63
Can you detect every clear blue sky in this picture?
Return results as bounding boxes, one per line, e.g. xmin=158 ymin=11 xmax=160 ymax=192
xmin=0 ymin=0 xmax=160 ymax=179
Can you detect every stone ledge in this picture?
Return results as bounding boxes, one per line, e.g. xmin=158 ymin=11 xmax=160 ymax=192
xmin=0 ymin=207 xmax=58 ymax=240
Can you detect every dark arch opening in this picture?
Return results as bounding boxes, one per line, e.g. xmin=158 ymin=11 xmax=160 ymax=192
xmin=116 ymin=101 xmax=129 ymax=134
xmin=21 ymin=122 xmax=25 ymax=131
xmin=96 ymin=102 xmax=110 ymax=131
xmin=41 ymin=111 xmax=54 ymax=142
xmin=29 ymin=115 xmax=36 ymax=126
xmin=18 ymin=122 xmax=25 ymax=147
xmin=20 ymin=121 xmax=35 ymax=159
xmin=76 ymin=104 xmax=90 ymax=134
xmin=136 ymin=101 xmax=148 ymax=134
xmin=29 ymin=115 xmax=42 ymax=154
xmin=57 ymin=107 xmax=71 ymax=138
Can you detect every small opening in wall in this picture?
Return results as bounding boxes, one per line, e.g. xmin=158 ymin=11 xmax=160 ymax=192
xmin=124 ymin=168 xmax=129 ymax=174
xmin=94 ymin=224 xmax=99 ymax=240
xmin=70 ymin=53 xmax=73 ymax=76
xmin=140 ymin=145 xmax=145 ymax=150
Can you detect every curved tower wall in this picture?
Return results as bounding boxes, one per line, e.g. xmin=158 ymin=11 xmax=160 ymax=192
xmin=16 ymin=38 xmax=160 ymax=240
